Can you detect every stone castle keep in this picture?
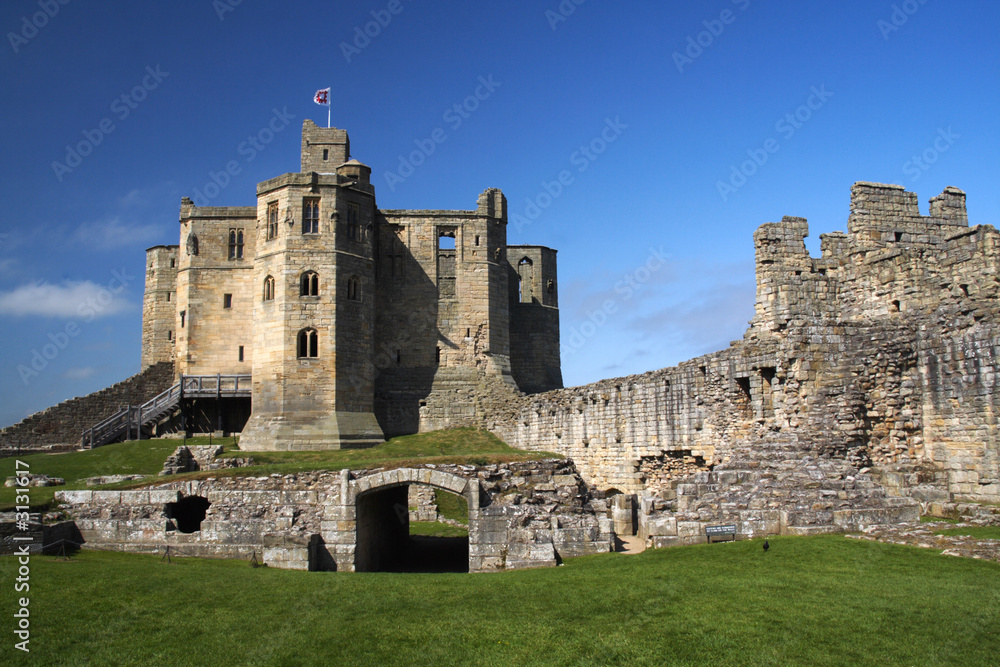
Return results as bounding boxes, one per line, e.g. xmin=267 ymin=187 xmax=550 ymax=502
xmin=141 ymin=120 xmax=562 ymax=450
xmin=3 ymin=120 xmax=998 ymax=571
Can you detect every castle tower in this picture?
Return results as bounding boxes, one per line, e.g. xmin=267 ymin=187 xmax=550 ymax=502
xmin=141 ymin=245 xmax=179 ymax=369
xmin=239 ymin=122 xmax=383 ymax=450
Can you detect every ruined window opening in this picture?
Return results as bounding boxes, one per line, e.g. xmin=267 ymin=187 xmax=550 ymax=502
xmin=169 ymin=258 xmax=175 ymax=268
xmin=436 ymin=347 xmax=441 ymax=364
xmin=474 ymin=235 xmax=480 ymax=246
xmin=547 ymin=279 xmax=555 ymax=294
xmin=795 ymin=271 xmax=802 ymax=276
xmin=297 ymin=328 xmax=318 ymax=358
xmin=890 ymin=299 xmax=901 ymax=313
xmin=517 ymin=257 xmax=534 ymax=304
xmin=817 ymin=268 xmax=826 ymax=276
xmin=960 ymin=284 xmax=969 ymax=297
xmin=437 ymin=227 xmax=457 ymax=298
xmin=760 ymin=367 xmax=776 ymax=417
xmin=303 ymin=197 xmax=320 ymax=234
xmin=180 ymin=311 xmax=186 ymax=328
xmin=167 ymin=330 xmax=172 ymax=341
xmin=322 ymin=148 xmax=329 ymax=161
xmin=466 ymin=328 xmax=471 ymax=338
xmin=228 ymin=229 xmax=244 ymax=259
xmin=165 ymin=495 xmax=210 ymax=534
xmin=300 ymin=271 xmax=319 ymax=297
xmin=238 ymin=345 xmax=244 ymax=362
xmin=347 ymin=276 xmax=361 ymax=301
xmin=266 ymin=202 xmax=279 ymax=240
xmin=894 ymin=231 xmax=903 ymax=242
xmin=166 ymin=292 xmax=170 ymax=302
xmin=735 ymin=376 xmax=752 ymax=418
xmin=347 ymin=203 xmax=361 ymax=241
xmin=699 ymin=366 xmax=707 ymax=377
xmin=223 ymin=293 xmax=232 ymax=309
xmin=263 ymin=275 xmax=275 ymax=301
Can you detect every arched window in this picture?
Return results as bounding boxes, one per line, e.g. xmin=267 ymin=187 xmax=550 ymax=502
xmin=347 ymin=276 xmax=361 ymax=301
xmin=517 ymin=257 xmax=534 ymax=303
xmin=297 ymin=328 xmax=318 ymax=358
xmin=300 ymin=271 xmax=319 ymax=297
xmin=263 ymin=275 xmax=275 ymax=301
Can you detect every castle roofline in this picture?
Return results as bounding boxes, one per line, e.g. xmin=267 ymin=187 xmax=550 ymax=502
xmin=145 ymin=244 xmax=179 ymax=252
xmin=507 ymin=244 xmax=558 ymax=253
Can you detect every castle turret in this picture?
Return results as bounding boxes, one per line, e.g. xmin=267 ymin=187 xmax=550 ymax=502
xmin=141 ymin=245 xmax=179 ymax=369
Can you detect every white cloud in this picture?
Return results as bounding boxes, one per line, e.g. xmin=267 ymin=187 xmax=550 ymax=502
xmin=64 ymin=367 xmax=97 ymax=380
xmin=0 ymin=281 xmax=132 ymax=318
xmin=72 ymin=216 xmax=161 ymax=250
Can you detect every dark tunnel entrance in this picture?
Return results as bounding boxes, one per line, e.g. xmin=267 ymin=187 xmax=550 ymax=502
xmin=355 ymin=484 xmax=469 ymax=573
xmin=165 ymin=495 xmax=211 ymax=533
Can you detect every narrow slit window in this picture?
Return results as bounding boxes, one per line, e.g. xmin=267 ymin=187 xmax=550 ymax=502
xmin=223 ymin=294 xmax=232 ymax=309
xmin=238 ymin=346 xmax=244 ymax=362
xmin=267 ymin=202 xmax=279 ymax=240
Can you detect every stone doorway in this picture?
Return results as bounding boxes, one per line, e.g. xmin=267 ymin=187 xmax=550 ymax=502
xmin=354 ymin=479 xmax=473 ymax=573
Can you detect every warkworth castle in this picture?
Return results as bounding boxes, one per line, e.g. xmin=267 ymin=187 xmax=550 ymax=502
xmin=141 ymin=120 xmax=561 ymax=451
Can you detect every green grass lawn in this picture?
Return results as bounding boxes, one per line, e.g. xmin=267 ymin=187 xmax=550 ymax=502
xmin=408 ymin=520 xmax=469 ymax=537
xmin=0 ymin=439 xmax=185 ymax=511
xmin=1 ymin=534 xmax=997 ymax=666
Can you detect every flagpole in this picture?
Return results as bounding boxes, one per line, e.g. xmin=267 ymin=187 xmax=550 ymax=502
xmin=328 ymin=101 xmax=331 ymax=128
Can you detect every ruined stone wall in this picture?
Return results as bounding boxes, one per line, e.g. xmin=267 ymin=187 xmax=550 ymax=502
xmin=0 ymin=362 xmax=175 ymax=448
xmin=485 ymin=183 xmax=1000 ymax=504
xmin=507 ymin=245 xmax=562 ymax=394
xmin=54 ymin=459 xmax=612 ymax=572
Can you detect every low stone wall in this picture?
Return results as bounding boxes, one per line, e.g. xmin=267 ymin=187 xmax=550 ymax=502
xmin=54 ymin=459 xmax=613 ymax=572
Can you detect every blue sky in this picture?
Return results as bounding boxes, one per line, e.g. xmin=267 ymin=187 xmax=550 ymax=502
xmin=0 ymin=0 xmax=997 ymax=428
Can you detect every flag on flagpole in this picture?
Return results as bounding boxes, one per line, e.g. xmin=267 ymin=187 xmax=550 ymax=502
xmin=314 ymin=87 xmax=331 ymax=127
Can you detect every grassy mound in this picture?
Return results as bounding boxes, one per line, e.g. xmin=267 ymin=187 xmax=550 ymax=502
xmin=1 ymin=534 xmax=997 ymax=665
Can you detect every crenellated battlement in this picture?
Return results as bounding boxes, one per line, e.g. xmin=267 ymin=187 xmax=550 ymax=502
xmin=749 ymin=182 xmax=994 ymax=336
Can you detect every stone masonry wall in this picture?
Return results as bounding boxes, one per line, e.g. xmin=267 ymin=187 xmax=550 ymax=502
xmin=54 ymin=459 xmax=612 ymax=572
xmin=484 ymin=183 xmax=1000 ymax=505
xmin=0 ymin=362 xmax=175 ymax=450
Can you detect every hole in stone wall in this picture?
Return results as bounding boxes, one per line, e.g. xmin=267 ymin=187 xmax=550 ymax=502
xmin=760 ymin=367 xmax=776 ymax=417
xmin=165 ymin=495 xmax=210 ymax=533
xmin=894 ymin=231 xmax=903 ymax=242
xmin=891 ymin=300 xmax=901 ymax=313
xmin=735 ymin=376 xmax=752 ymax=418
xmin=960 ymin=284 xmax=969 ymax=297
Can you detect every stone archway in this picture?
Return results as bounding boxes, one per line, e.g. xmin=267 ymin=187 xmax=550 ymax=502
xmin=322 ymin=468 xmax=481 ymax=573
